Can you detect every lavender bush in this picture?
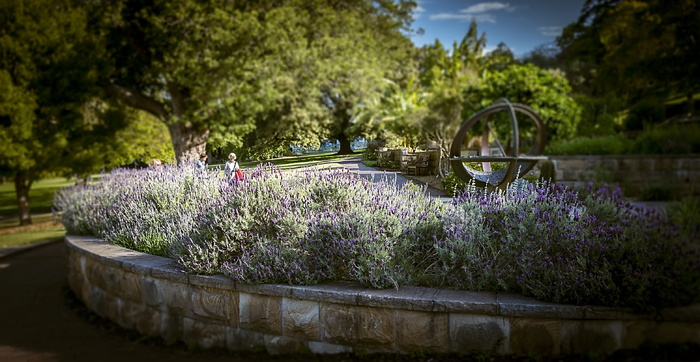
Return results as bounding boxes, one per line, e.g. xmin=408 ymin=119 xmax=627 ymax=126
xmin=54 ymin=165 xmax=221 ymax=256
xmin=432 ymin=182 xmax=699 ymax=311
xmin=53 ymin=165 xmax=699 ymax=311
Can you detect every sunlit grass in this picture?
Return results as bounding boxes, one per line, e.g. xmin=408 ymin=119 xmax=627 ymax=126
xmin=0 ymin=177 xmax=74 ymax=219
xmin=0 ymin=228 xmax=65 ymax=248
xmin=211 ymin=152 xmax=360 ymax=170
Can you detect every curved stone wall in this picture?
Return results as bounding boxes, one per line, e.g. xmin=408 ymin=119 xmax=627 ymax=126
xmin=65 ymin=235 xmax=700 ymax=357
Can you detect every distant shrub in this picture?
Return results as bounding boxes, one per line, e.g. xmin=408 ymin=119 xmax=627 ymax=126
xmin=630 ymin=124 xmax=700 ymax=154
xmin=545 ymin=135 xmax=632 ymax=155
xmin=625 ymin=100 xmax=665 ymax=132
xmin=363 ymin=140 xmax=383 ymax=161
xmin=440 ymin=171 xmax=468 ymax=196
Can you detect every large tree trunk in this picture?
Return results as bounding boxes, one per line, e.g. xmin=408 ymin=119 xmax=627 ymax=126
xmin=14 ymin=171 xmax=33 ymax=226
xmin=336 ymin=132 xmax=354 ymax=155
xmin=168 ymin=123 xmax=210 ymax=165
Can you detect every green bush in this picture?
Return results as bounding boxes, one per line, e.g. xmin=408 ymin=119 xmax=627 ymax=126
xmin=625 ymin=100 xmax=665 ymax=132
xmin=545 ymin=135 xmax=632 ymax=155
xmin=439 ymin=172 xmax=468 ymax=196
xmin=630 ymin=124 xmax=700 ymax=154
xmin=362 ymin=140 xmax=383 ymax=161
xmin=538 ymin=160 xmax=556 ymax=183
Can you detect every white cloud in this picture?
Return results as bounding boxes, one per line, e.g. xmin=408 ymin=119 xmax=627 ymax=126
xmin=461 ymin=2 xmax=514 ymax=14
xmin=539 ymin=26 xmax=563 ymax=37
xmin=430 ymin=13 xmax=496 ymax=23
xmin=413 ymin=1 xmax=426 ymax=19
xmin=429 ymin=2 xmax=514 ymax=23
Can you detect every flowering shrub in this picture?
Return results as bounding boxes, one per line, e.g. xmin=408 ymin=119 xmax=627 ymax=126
xmin=54 ymin=165 xmax=221 ymax=256
xmin=432 ymin=182 xmax=699 ymax=311
xmin=54 ymin=165 xmax=699 ymax=311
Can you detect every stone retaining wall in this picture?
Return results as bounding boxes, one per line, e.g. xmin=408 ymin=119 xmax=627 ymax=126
xmin=65 ymin=235 xmax=700 ymax=357
xmin=546 ymin=155 xmax=700 ymax=197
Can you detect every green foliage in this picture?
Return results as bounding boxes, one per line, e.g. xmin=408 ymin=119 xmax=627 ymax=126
xmin=478 ymin=63 xmax=581 ymax=142
xmin=629 ymin=124 xmax=700 ymax=154
xmin=546 ymin=135 xmax=632 ymax=155
xmin=0 ymin=0 xmax=117 ymax=223
xmin=557 ymin=0 xmax=700 ymax=115
xmin=625 ymin=100 xmax=666 ymax=132
xmin=439 ymin=172 xmax=468 ymax=197
xmin=538 ymin=160 xmax=556 ymax=183
xmin=362 ymin=140 xmax=383 ymax=161
xmin=668 ymin=195 xmax=700 ymax=239
xmin=574 ymin=93 xmax=624 ymax=137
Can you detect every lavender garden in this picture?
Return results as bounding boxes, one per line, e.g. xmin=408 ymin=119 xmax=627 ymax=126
xmin=53 ymin=165 xmax=699 ymax=312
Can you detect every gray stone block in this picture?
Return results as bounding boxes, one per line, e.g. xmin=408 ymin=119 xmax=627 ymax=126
xmin=509 ymin=317 xmax=560 ymax=356
xmin=396 ymin=310 xmax=448 ymax=353
xmin=182 ymin=317 xmax=226 ymax=350
xmin=449 ymin=314 xmax=509 ymax=355
xmin=283 ymin=298 xmax=320 ymax=339
xmin=320 ymin=303 xmax=394 ymax=350
xmin=239 ymin=292 xmax=282 ymax=334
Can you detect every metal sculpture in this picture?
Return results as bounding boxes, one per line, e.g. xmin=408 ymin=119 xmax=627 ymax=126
xmin=449 ymin=98 xmax=547 ymax=188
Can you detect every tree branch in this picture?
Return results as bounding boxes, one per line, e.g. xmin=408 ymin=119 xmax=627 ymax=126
xmin=102 ymin=82 xmax=169 ymax=120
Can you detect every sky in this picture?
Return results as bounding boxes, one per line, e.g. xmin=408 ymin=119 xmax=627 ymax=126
xmin=409 ymin=0 xmax=587 ymax=57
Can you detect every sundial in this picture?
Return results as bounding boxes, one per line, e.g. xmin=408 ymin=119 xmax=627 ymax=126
xmin=449 ymin=98 xmax=547 ymax=189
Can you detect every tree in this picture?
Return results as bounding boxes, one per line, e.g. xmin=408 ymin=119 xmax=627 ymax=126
xmin=351 ymin=77 xmax=427 ymax=150
xmin=0 ymin=0 xmax=110 ymax=225
xmin=419 ymin=20 xmax=486 ymax=175
xmin=477 ymin=63 xmax=581 ymax=142
xmin=93 ymin=0 xmax=417 ymax=162
xmin=558 ymin=0 xmax=700 ymax=119
xmin=320 ymin=0 xmax=418 ymax=155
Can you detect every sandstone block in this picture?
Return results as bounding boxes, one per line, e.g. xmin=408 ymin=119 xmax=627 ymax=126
xmin=396 ymin=310 xmax=448 ymax=353
xmin=264 ymin=335 xmax=307 ymax=355
xmin=560 ymin=319 xmax=624 ymax=355
xmin=320 ymin=303 xmax=393 ymax=350
xmin=449 ymin=314 xmax=508 ymax=355
xmin=191 ymin=286 xmax=236 ymax=325
xmin=226 ymin=327 xmax=266 ymax=351
xmin=239 ymin=293 xmax=282 ymax=334
xmin=307 ymin=341 xmax=352 ymax=354
xmin=509 ymin=317 xmax=560 ymax=356
xmin=283 ymin=298 xmax=320 ymax=339
xmin=182 ymin=317 xmax=226 ymax=350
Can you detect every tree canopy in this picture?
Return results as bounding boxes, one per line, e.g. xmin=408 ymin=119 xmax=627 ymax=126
xmin=0 ymin=0 xmax=112 ymax=224
xmin=557 ymin=0 xmax=699 ymax=119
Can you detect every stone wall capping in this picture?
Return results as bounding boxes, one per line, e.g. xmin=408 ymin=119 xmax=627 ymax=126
xmin=433 ymin=289 xmax=498 ymax=314
xmin=286 ymin=282 xmax=370 ymax=305
xmin=149 ymin=263 xmax=189 ymax=283
xmin=235 ymin=283 xmax=295 ymax=298
xmin=64 ymin=235 xmax=700 ymax=357
xmin=497 ymin=293 xmax=585 ymax=319
xmin=661 ymin=305 xmax=700 ymax=322
xmin=583 ymin=306 xmax=646 ymax=321
xmin=188 ymin=273 xmax=235 ymax=290
xmin=357 ymin=286 xmax=440 ymax=311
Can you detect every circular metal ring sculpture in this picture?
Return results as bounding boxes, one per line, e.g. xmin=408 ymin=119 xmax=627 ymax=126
xmin=449 ymin=98 xmax=547 ymax=188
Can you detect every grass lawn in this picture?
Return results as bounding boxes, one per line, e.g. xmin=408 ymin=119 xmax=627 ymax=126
xmin=0 ymin=177 xmax=76 ymax=248
xmin=209 ymin=152 xmax=361 ymax=171
xmin=0 ymin=152 xmax=365 ymax=249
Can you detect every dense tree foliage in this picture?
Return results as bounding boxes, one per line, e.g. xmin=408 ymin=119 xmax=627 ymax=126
xmin=0 ymin=0 xmax=114 ymax=224
xmin=557 ymin=0 xmax=699 ymax=122
xmin=90 ymin=0 xmax=417 ymax=162
xmin=477 ymin=64 xmax=581 ymax=142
